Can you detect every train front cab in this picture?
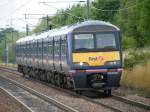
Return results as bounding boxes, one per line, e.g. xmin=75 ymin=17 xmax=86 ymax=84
xmin=69 ymin=28 xmax=122 ymax=95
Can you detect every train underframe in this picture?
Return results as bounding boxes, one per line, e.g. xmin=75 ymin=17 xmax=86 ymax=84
xmin=18 ymin=64 xmax=121 ymax=96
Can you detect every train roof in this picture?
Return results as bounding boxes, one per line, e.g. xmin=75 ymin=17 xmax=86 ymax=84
xmin=16 ymin=20 xmax=120 ymax=44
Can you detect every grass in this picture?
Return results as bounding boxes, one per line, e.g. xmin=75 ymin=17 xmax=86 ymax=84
xmin=122 ymin=50 xmax=150 ymax=96
xmin=0 ymin=63 xmax=17 ymax=68
xmin=121 ymin=62 xmax=150 ymax=96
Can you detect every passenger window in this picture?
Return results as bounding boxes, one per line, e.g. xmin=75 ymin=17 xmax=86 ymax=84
xmin=61 ymin=37 xmax=66 ymax=55
xmin=55 ymin=40 xmax=59 ymax=55
xmin=48 ymin=41 xmax=53 ymax=56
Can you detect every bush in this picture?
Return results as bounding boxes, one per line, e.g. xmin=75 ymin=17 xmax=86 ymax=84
xmin=121 ymin=50 xmax=150 ymax=95
xmin=121 ymin=62 xmax=150 ymax=95
xmin=123 ymin=51 xmax=150 ymax=69
xmin=122 ymin=36 xmax=137 ymax=50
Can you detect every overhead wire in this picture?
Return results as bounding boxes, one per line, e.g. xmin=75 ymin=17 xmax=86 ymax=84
xmin=11 ymin=0 xmax=33 ymax=15
xmin=17 ymin=18 xmax=35 ymax=27
xmin=41 ymin=2 xmax=86 ymax=21
xmin=39 ymin=1 xmax=86 ymax=3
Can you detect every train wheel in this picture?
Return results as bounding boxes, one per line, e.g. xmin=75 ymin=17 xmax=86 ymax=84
xmin=22 ymin=72 xmax=25 ymax=77
xmin=62 ymin=75 xmax=67 ymax=88
xmin=55 ymin=73 xmax=60 ymax=87
xmin=46 ymin=71 xmax=50 ymax=82
xmin=76 ymin=90 xmax=82 ymax=94
xmin=50 ymin=72 xmax=55 ymax=84
xmin=36 ymin=70 xmax=40 ymax=80
xmin=104 ymin=89 xmax=112 ymax=97
xmin=22 ymin=66 xmax=27 ymax=77
xmin=41 ymin=70 xmax=46 ymax=81
xmin=60 ymin=74 xmax=65 ymax=88
xmin=29 ymin=68 xmax=34 ymax=78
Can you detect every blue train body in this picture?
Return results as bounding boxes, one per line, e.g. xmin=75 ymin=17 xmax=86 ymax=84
xmin=16 ymin=20 xmax=122 ymax=95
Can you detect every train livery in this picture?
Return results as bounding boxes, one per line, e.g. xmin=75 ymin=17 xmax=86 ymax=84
xmin=16 ymin=20 xmax=122 ymax=95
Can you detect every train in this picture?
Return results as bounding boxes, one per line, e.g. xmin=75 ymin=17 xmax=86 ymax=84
xmin=16 ymin=20 xmax=122 ymax=96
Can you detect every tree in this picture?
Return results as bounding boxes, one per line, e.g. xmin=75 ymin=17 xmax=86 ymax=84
xmin=0 ymin=28 xmax=19 ymax=63
xmin=115 ymin=0 xmax=150 ymax=47
xmin=92 ymin=0 xmax=120 ymax=22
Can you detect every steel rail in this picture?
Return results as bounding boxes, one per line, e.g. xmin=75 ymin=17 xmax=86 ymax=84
xmin=0 ymin=66 xmax=122 ymax=112
xmin=112 ymin=94 xmax=150 ymax=110
xmin=0 ymin=75 xmax=78 ymax=112
xmin=0 ymin=66 xmax=150 ymax=111
xmin=0 ymin=87 xmax=33 ymax=112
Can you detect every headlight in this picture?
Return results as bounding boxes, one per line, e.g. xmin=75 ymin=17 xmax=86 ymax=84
xmin=104 ymin=60 xmax=120 ymax=66
xmin=74 ymin=62 xmax=89 ymax=66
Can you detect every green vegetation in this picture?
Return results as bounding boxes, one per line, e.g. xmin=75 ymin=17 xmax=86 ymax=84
xmin=115 ymin=0 xmax=150 ymax=47
xmin=124 ymin=51 xmax=150 ymax=69
xmin=122 ymin=61 xmax=150 ymax=95
xmin=33 ymin=0 xmax=150 ymax=48
xmin=122 ymin=50 xmax=150 ymax=95
xmin=0 ymin=28 xmax=25 ymax=63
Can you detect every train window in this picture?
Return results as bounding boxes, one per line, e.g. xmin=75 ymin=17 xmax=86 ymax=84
xmin=30 ymin=43 xmax=33 ymax=55
xmin=22 ymin=45 xmax=24 ymax=56
xmin=95 ymin=33 xmax=117 ymax=49
xmin=44 ymin=46 xmax=47 ymax=54
xmin=54 ymin=41 xmax=57 ymax=55
xmin=39 ymin=46 xmax=42 ymax=54
xmin=30 ymin=43 xmax=32 ymax=55
xmin=34 ymin=42 xmax=36 ymax=55
xmin=26 ymin=43 xmax=28 ymax=56
xmin=55 ymin=40 xmax=59 ymax=55
xmin=48 ymin=41 xmax=53 ymax=55
xmin=38 ymin=41 xmax=41 ymax=55
xmin=32 ymin=43 xmax=34 ymax=55
xmin=29 ymin=43 xmax=32 ymax=55
xmin=74 ymin=34 xmax=94 ymax=50
xmin=33 ymin=42 xmax=35 ymax=54
xmin=19 ymin=45 xmax=21 ymax=56
xmin=61 ymin=39 xmax=66 ymax=55
xmin=26 ymin=43 xmax=28 ymax=55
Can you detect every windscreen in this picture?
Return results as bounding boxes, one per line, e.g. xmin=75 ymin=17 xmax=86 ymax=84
xmin=74 ymin=34 xmax=94 ymax=50
xmin=73 ymin=32 xmax=118 ymax=52
xmin=96 ymin=33 xmax=116 ymax=49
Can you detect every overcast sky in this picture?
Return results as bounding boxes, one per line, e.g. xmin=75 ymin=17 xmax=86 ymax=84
xmin=0 ymin=0 xmax=85 ymax=31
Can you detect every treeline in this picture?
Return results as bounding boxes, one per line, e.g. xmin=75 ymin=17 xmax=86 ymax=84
xmin=0 ymin=28 xmax=25 ymax=63
xmin=34 ymin=0 xmax=150 ymax=49
xmin=0 ymin=0 xmax=150 ymax=63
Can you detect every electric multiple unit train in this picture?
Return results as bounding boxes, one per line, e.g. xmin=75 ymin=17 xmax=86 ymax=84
xmin=16 ymin=20 xmax=122 ymax=95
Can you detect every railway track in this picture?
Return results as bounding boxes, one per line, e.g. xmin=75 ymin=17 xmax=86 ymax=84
xmin=0 ymin=73 xmax=78 ymax=112
xmin=0 ymin=87 xmax=33 ymax=112
xmin=0 ymin=66 xmax=150 ymax=112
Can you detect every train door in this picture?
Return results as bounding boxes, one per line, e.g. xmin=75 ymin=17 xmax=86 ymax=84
xmin=59 ymin=36 xmax=62 ymax=71
xmin=38 ymin=39 xmax=42 ymax=68
xmin=25 ymin=42 xmax=27 ymax=66
xmin=61 ymin=35 xmax=68 ymax=73
xmin=52 ymin=37 xmax=55 ymax=70
xmin=48 ymin=38 xmax=53 ymax=70
xmin=54 ymin=36 xmax=60 ymax=71
xmin=35 ymin=40 xmax=38 ymax=68
xmin=32 ymin=40 xmax=36 ymax=67
xmin=41 ymin=39 xmax=44 ymax=68
xmin=29 ymin=41 xmax=32 ymax=66
xmin=43 ymin=38 xmax=48 ymax=69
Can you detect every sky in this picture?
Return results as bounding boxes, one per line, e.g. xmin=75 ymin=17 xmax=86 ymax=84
xmin=0 ymin=0 xmax=86 ymax=31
